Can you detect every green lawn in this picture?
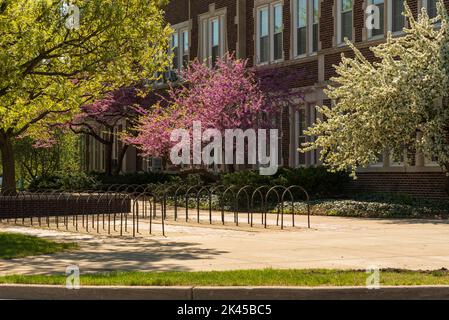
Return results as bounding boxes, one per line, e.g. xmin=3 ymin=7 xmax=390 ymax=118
xmin=0 ymin=232 xmax=79 ymax=259
xmin=1 ymin=269 xmax=449 ymax=286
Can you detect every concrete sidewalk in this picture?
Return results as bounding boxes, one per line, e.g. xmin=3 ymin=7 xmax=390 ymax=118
xmin=1 ymin=215 xmax=449 ymax=275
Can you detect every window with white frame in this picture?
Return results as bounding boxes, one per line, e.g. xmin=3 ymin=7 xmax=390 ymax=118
xmin=422 ymin=0 xmax=437 ymax=18
xmin=295 ymin=107 xmax=307 ymax=166
xmin=337 ymin=0 xmax=353 ymax=44
xmin=311 ymin=0 xmax=319 ymax=52
xmin=256 ymin=2 xmax=283 ymax=64
xmin=154 ymin=25 xmax=189 ymax=85
xmin=258 ymin=6 xmax=269 ymax=63
xmin=201 ymin=14 xmax=225 ymax=67
xmin=273 ymin=3 xmax=283 ymax=61
xmin=171 ymin=32 xmax=179 ymax=71
xmin=389 ymin=0 xmax=405 ymax=33
xmin=368 ymin=0 xmax=385 ymax=38
xmin=210 ymin=18 xmax=220 ymax=67
xmin=170 ymin=27 xmax=189 ymax=72
xmin=181 ymin=29 xmax=189 ymax=68
xmin=294 ymin=0 xmax=319 ymax=57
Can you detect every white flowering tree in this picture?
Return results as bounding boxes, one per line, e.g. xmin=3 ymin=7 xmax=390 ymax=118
xmin=302 ymin=0 xmax=449 ymax=191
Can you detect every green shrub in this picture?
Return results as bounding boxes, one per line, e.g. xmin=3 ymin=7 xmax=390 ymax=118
xmin=28 ymin=171 xmax=99 ymax=190
xmin=277 ymin=196 xmax=449 ymax=218
xmin=28 ymin=166 xmax=349 ymax=197
xmin=90 ymin=171 xmax=173 ymax=185
xmin=221 ymin=166 xmax=350 ymax=198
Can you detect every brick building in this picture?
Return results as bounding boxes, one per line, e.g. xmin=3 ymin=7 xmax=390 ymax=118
xmin=85 ymin=0 xmax=448 ymax=198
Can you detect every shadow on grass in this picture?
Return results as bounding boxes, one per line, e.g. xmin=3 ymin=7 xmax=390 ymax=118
xmin=0 ymin=236 xmax=228 ymax=275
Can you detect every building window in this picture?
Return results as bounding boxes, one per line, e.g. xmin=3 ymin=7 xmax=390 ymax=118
xmin=296 ymin=0 xmax=307 ymax=56
xmin=368 ymin=0 xmax=385 ymax=38
xmin=256 ymin=2 xmax=283 ymax=64
xmin=155 ymin=25 xmax=190 ymax=84
xmin=258 ymin=6 xmax=270 ymax=63
xmin=201 ymin=14 xmax=225 ymax=67
xmin=338 ymin=0 xmax=353 ymax=44
xmin=422 ymin=0 xmax=437 ymax=18
xmin=170 ymin=27 xmax=189 ymax=72
xmin=171 ymin=32 xmax=179 ymax=71
xmin=181 ymin=29 xmax=189 ymax=68
xmin=296 ymin=108 xmax=307 ymax=166
xmin=294 ymin=0 xmax=319 ymax=57
xmin=273 ymin=3 xmax=283 ymax=61
xmin=211 ymin=18 xmax=220 ymax=67
xmin=389 ymin=0 xmax=405 ymax=33
xmin=312 ymin=0 xmax=319 ymax=52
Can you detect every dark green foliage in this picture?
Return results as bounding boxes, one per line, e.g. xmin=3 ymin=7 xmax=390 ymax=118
xmin=90 ymin=171 xmax=174 ymax=185
xmin=27 ymin=166 xmax=350 ymax=199
xmin=221 ymin=166 xmax=351 ymax=198
xmin=28 ymin=171 xmax=100 ymax=191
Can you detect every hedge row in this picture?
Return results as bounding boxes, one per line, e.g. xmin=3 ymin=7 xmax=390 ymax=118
xmin=277 ymin=194 xmax=449 ymax=218
xmin=28 ymin=166 xmax=351 ymax=198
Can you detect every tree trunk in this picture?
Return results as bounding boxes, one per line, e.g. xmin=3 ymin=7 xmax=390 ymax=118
xmin=0 ymin=134 xmax=16 ymax=194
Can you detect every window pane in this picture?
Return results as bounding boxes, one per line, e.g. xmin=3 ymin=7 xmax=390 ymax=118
xmin=259 ymin=7 xmax=269 ymax=63
xmin=273 ymin=4 xmax=283 ymax=60
xmin=211 ymin=19 xmax=219 ymax=66
xmin=392 ymin=0 xmax=404 ymax=32
xmin=371 ymin=2 xmax=384 ymax=37
xmin=182 ymin=30 xmax=189 ymax=68
xmin=211 ymin=19 xmax=219 ymax=47
xmin=342 ymin=11 xmax=352 ymax=40
xmin=312 ymin=23 xmax=318 ymax=52
xmin=260 ymin=8 xmax=269 ymax=37
xmin=313 ymin=0 xmax=319 ymax=23
xmin=182 ymin=30 xmax=189 ymax=53
xmin=260 ymin=36 xmax=269 ymax=63
xmin=298 ymin=109 xmax=306 ymax=165
xmin=296 ymin=0 xmax=307 ymax=55
xmin=297 ymin=27 xmax=306 ymax=55
xmin=297 ymin=0 xmax=306 ymax=28
xmin=172 ymin=33 xmax=179 ymax=70
xmin=274 ymin=32 xmax=283 ymax=60
xmin=427 ymin=0 xmax=437 ymax=18
xmin=274 ymin=4 xmax=283 ymax=34
xmin=211 ymin=45 xmax=219 ymax=67
xmin=312 ymin=0 xmax=319 ymax=52
xmin=342 ymin=0 xmax=352 ymax=12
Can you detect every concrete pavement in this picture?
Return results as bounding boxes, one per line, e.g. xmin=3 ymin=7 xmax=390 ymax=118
xmin=1 ymin=215 xmax=449 ymax=275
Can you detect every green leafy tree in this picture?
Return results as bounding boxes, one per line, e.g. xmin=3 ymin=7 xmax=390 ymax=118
xmin=14 ymin=132 xmax=82 ymax=188
xmin=303 ymin=1 xmax=449 ymax=192
xmin=0 ymin=0 xmax=171 ymax=192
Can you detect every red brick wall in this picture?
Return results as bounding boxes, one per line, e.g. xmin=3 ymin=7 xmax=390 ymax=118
xmin=195 ymin=0 xmax=236 ymax=56
xmin=164 ymin=0 xmax=449 ymax=86
xmin=165 ymin=0 xmax=189 ymax=25
xmin=160 ymin=0 xmax=449 ymax=199
xmin=320 ymin=0 xmax=334 ymax=50
xmin=347 ymin=172 xmax=449 ymax=200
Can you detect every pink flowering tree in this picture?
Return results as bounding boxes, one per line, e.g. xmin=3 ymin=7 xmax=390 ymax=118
xmin=69 ymin=86 xmax=149 ymax=175
xmin=128 ymin=54 xmax=306 ymax=167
